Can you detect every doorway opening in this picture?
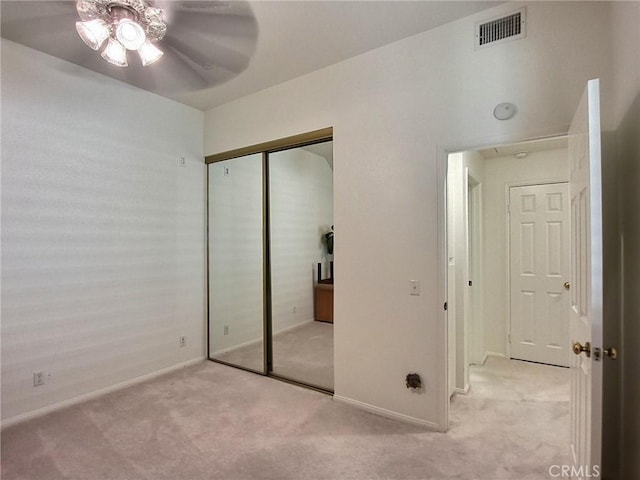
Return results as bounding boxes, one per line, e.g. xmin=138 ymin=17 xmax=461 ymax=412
xmin=443 ymin=80 xmax=607 ymax=474
xmin=446 ymin=136 xmax=572 ymax=430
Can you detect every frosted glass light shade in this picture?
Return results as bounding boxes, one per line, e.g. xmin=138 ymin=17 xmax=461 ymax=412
xmin=138 ymin=40 xmax=164 ymax=66
xmin=74 ymin=1 xmax=166 ymax=68
xmin=115 ymin=19 xmax=146 ymax=51
xmin=75 ymin=19 xmax=109 ymax=50
xmin=101 ymin=38 xmax=128 ymax=67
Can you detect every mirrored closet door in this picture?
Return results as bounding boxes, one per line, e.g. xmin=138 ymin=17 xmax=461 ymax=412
xmin=208 ymin=153 xmax=265 ymax=373
xmin=207 ymin=130 xmax=333 ymax=392
xmin=269 ymin=142 xmax=334 ymax=391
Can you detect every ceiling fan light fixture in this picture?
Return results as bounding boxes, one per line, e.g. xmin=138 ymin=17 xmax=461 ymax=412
xmin=75 ymin=19 xmax=109 ymax=50
xmin=138 ymin=40 xmax=164 ymax=66
xmin=75 ymin=0 xmax=166 ymax=68
xmin=115 ymin=18 xmax=147 ymax=50
xmin=101 ymin=37 xmax=128 ymax=67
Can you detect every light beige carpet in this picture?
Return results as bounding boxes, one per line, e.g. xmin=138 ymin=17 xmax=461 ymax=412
xmin=214 ymin=321 xmax=334 ymax=391
xmin=1 ymin=357 xmax=570 ymax=480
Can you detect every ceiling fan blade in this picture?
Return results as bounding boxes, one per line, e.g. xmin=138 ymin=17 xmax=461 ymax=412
xmin=164 ymin=46 xmax=224 ymax=87
xmin=170 ymin=9 xmax=258 ymax=39
xmin=163 ymin=32 xmax=249 ymax=74
xmin=161 ymin=44 xmax=246 ymax=92
xmin=158 ymin=1 xmax=257 ymax=30
xmin=0 ymin=0 xmax=76 ymax=20
xmin=80 ymin=45 xmax=208 ymax=94
xmin=1 ymin=11 xmax=78 ymax=42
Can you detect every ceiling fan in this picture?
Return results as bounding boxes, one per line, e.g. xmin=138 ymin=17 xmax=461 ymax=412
xmin=74 ymin=0 xmax=167 ymax=67
xmin=1 ymin=0 xmax=259 ymax=95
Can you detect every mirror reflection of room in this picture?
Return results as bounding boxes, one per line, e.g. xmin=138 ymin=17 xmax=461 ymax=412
xmin=269 ymin=141 xmax=334 ymax=391
xmin=208 ymin=153 xmax=265 ymax=373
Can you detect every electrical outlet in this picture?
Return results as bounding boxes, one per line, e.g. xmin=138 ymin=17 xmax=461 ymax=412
xmin=179 ymin=336 xmax=186 ymax=347
xmin=409 ymin=280 xmax=420 ymax=296
xmin=223 ymin=325 xmax=229 ymax=335
xmin=178 ymin=156 xmax=186 ymax=168
xmin=33 ymin=371 xmax=45 ymax=387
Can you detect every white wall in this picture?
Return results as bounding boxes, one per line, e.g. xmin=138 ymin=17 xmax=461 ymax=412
xmin=481 ymin=147 xmax=569 ymax=357
xmin=1 ymin=40 xmax=205 ymax=423
xmin=610 ymin=2 xmax=640 ymax=478
xmin=203 ymin=2 xmax=614 ymax=427
xmin=270 ymin=146 xmax=334 ymax=332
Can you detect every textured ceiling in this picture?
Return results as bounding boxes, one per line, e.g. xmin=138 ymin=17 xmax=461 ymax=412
xmin=1 ymin=1 xmax=502 ymax=111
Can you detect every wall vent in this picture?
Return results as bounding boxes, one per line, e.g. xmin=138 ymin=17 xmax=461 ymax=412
xmin=475 ymin=8 xmax=526 ymax=49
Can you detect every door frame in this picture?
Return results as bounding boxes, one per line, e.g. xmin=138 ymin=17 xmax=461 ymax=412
xmin=504 ymin=178 xmax=569 ymax=362
xmin=467 ymin=173 xmax=483 ymax=368
xmin=437 ymin=130 xmax=570 ymax=431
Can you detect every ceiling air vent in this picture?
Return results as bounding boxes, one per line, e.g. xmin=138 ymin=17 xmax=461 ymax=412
xmin=475 ymin=8 xmax=526 ymax=49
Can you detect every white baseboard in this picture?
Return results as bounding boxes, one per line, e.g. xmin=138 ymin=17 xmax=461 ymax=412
xmin=454 ymin=383 xmax=470 ymax=395
xmin=333 ymin=395 xmax=443 ymax=431
xmin=273 ymin=318 xmax=314 ymax=335
xmin=1 ymin=356 xmax=205 ymax=430
xmin=211 ymin=336 xmax=262 ymax=356
xmin=211 ymin=319 xmax=315 ymax=357
xmin=481 ymin=351 xmax=506 ymax=365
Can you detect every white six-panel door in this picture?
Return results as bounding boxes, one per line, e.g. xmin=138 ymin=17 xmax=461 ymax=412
xmin=509 ymin=183 xmax=571 ymax=367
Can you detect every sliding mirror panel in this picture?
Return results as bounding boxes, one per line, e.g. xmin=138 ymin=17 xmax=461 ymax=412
xmin=268 ymin=141 xmax=334 ymax=391
xmin=208 ymin=154 xmax=265 ymax=373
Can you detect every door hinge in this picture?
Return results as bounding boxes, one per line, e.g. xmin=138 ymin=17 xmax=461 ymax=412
xmin=444 ymin=302 xmax=448 ymax=311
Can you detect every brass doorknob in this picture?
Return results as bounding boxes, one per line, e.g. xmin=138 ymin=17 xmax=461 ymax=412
xmin=573 ymin=341 xmax=591 ymax=358
xmin=604 ymin=347 xmax=618 ymax=360
xmin=563 ymin=281 xmax=570 ymax=290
